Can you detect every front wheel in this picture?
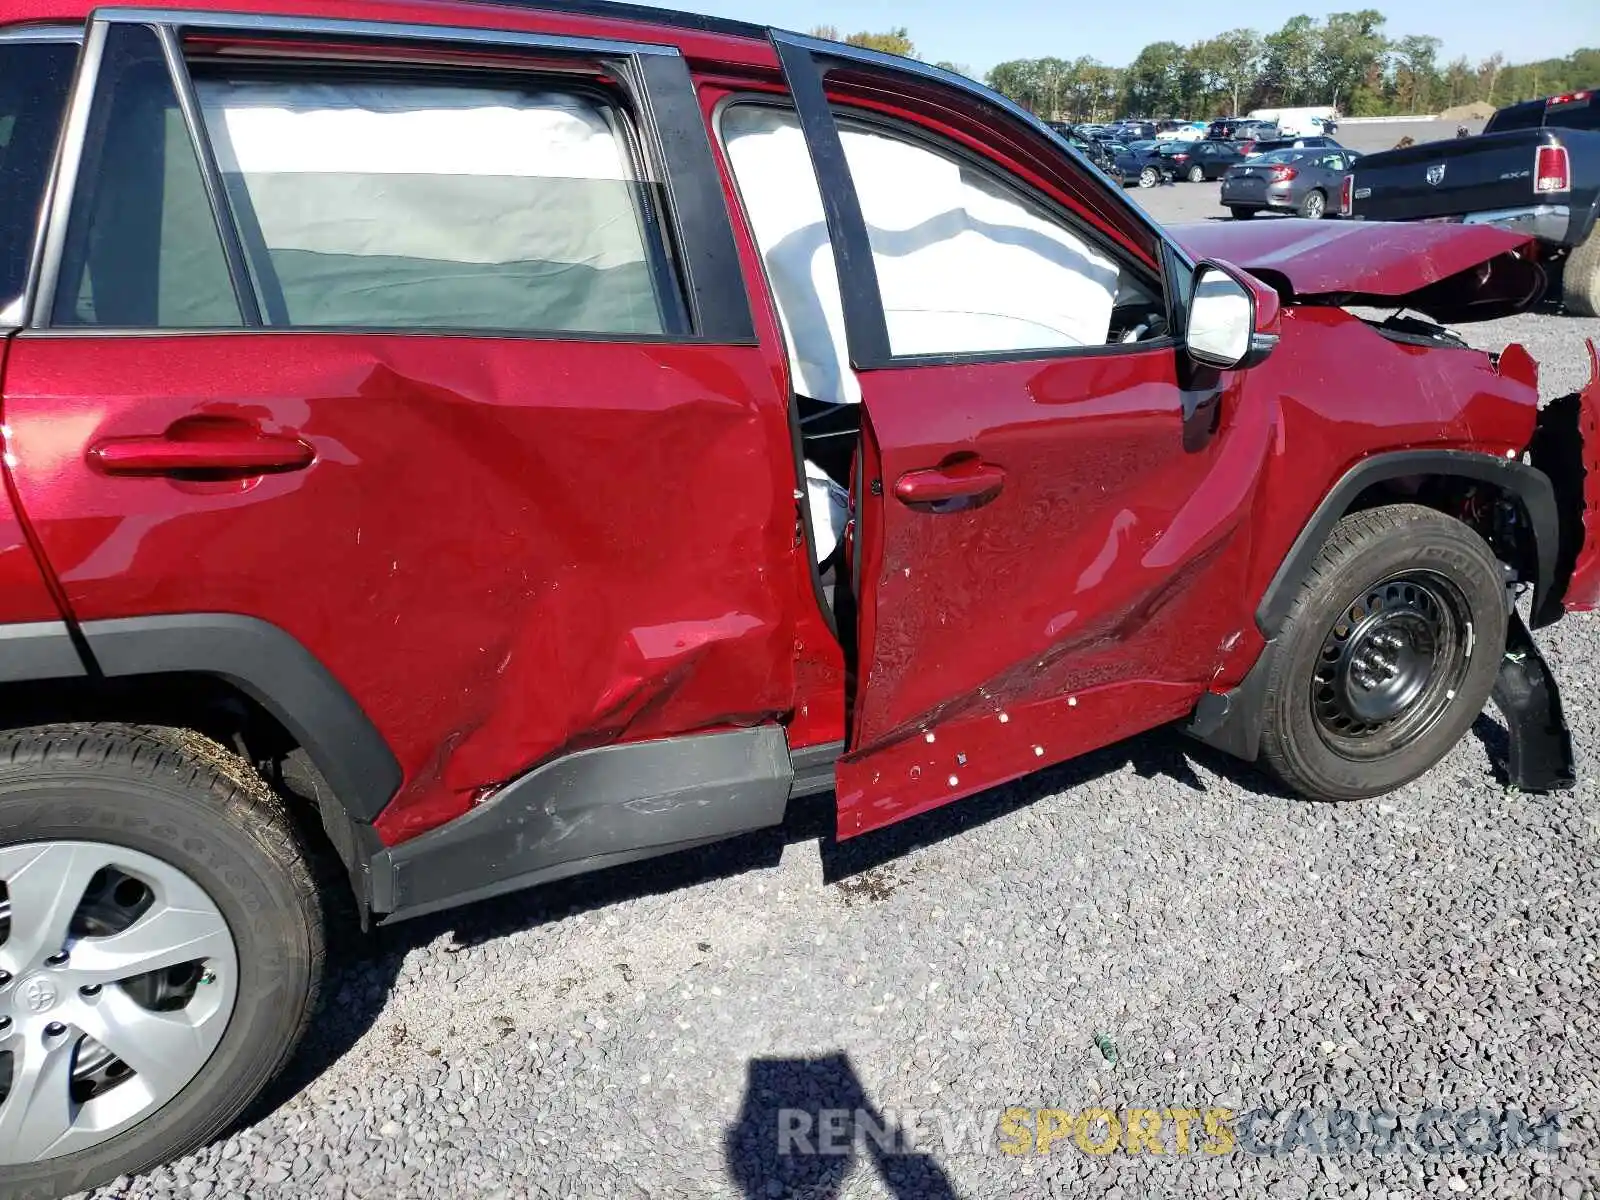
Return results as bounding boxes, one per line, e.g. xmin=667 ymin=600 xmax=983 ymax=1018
xmin=1257 ymin=505 xmax=1508 ymax=802
xmin=0 ymin=726 xmax=323 ymax=1199
xmin=1138 ymin=165 xmax=1160 ymax=188
xmin=1187 ymin=164 xmax=1205 ymax=183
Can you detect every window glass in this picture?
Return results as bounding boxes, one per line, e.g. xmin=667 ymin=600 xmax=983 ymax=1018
xmin=52 ymin=25 xmax=240 ymax=328
xmin=722 ymin=103 xmax=1150 ymax=394
xmin=842 ymin=117 xmax=1123 ymax=357
xmin=0 ymin=39 xmax=78 ymax=321
xmin=195 ymin=75 xmax=670 ymax=334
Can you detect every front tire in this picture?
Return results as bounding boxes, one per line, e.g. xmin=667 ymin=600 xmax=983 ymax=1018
xmin=0 ymin=725 xmax=323 ymax=1199
xmin=1257 ymin=505 xmax=1507 ymax=802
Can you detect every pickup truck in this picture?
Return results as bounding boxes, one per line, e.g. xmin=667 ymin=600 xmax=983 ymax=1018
xmin=1345 ymin=91 xmax=1600 ymax=315
xmin=3 ymin=4 xmax=1600 ymax=1195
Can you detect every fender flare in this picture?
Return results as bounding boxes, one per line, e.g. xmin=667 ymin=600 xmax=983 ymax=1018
xmin=1255 ymin=449 xmax=1562 ymax=639
xmin=76 ymin=614 xmax=402 ymax=823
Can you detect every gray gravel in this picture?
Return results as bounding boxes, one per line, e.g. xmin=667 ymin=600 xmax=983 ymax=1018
xmin=85 ymin=131 xmax=1600 ymax=1200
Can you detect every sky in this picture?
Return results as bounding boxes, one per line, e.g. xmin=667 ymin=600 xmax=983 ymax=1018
xmin=632 ymin=0 xmax=1598 ymax=79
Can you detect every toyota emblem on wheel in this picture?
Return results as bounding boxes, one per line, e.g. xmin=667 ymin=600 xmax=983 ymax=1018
xmin=19 ymin=975 xmax=60 ymax=1013
xmin=1426 ymin=162 xmax=1447 ymax=186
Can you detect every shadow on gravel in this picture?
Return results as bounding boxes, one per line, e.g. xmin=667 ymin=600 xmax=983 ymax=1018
xmin=726 ymin=1054 xmax=958 ymax=1199
xmin=244 ymin=727 xmax=1287 ymax=1131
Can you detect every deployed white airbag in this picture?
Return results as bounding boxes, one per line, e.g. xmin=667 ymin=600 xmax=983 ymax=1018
xmin=721 ymin=105 xmax=1121 ymax=406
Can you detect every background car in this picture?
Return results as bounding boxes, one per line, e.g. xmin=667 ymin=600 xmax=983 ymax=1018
xmin=1220 ymin=146 xmax=1359 ymax=218
xmin=1165 ymin=138 xmax=1248 ymax=181
xmin=1245 ymin=134 xmax=1342 ymax=158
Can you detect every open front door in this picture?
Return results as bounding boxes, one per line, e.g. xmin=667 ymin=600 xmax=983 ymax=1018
xmin=770 ymin=34 xmax=1269 ymax=838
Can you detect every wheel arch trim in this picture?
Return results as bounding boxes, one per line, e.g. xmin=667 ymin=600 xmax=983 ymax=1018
xmin=1255 ymin=449 xmax=1561 ymax=640
xmin=74 ymin=614 xmax=402 ymax=823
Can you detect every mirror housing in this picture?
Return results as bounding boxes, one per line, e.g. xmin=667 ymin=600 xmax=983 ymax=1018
xmin=1185 ymin=258 xmax=1280 ymax=370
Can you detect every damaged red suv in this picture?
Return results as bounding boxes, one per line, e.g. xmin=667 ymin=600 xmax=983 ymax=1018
xmin=0 ymin=2 xmax=1597 ymax=1192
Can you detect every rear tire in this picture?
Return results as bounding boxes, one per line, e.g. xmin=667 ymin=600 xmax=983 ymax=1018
xmin=1563 ymin=226 xmax=1600 ymax=316
xmin=1229 ymin=206 xmax=1254 ymax=220
xmin=1187 ymin=164 xmax=1205 ymax=183
xmin=1298 ymin=189 xmax=1327 ymax=219
xmin=1257 ymin=506 xmax=1507 ymax=802
xmin=0 ymin=725 xmax=323 ymax=1199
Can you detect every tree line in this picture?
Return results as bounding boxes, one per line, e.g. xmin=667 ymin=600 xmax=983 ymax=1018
xmin=812 ymin=18 xmax=1597 ymax=122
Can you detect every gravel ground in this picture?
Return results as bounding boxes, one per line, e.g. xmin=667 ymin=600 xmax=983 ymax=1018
xmin=85 ymin=125 xmax=1600 ymax=1200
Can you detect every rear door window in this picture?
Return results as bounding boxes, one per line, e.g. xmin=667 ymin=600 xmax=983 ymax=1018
xmin=0 ymin=36 xmax=79 ymax=321
xmin=1545 ymin=93 xmax=1599 ymax=131
xmin=194 ymin=75 xmax=676 ymax=333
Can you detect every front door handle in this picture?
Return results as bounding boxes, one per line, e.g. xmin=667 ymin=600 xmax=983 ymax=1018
xmin=893 ymin=458 xmax=1007 ymax=513
xmin=89 ymin=418 xmax=314 ymax=477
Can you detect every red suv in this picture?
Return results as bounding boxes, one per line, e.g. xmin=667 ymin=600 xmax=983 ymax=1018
xmin=1 ymin=3 xmax=1597 ymax=1193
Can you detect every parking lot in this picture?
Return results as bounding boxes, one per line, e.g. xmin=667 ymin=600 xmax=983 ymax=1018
xmin=87 ymin=122 xmax=1600 ymax=1200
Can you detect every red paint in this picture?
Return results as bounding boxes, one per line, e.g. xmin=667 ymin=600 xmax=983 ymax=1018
xmin=0 ymin=0 xmax=1590 ymax=856
xmin=1172 ymin=220 xmax=1537 ymax=300
xmin=0 ymin=334 xmax=801 ymax=843
xmin=1561 ymin=340 xmax=1600 ymax=613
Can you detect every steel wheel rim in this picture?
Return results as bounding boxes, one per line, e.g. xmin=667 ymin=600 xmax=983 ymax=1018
xmin=1310 ymin=571 xmax=1472 ymax=760
xmin=0 ymin=842 xmax=238 ymax=1164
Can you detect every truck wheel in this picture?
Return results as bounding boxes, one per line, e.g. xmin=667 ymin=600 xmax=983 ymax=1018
xmin=1138 ymin=166 xmax=1160 ymax=188
xmin=1229 ymin=206 xmax=1254 ymax=220
xmin=1563 ymin=227 xmax=1600 ymax=317
xmin=1257 ymin=505 xmax=1507 ymax=802
xmin=1298 ymin=189 xmax=1327 ymax=219
xmin=0 ymin=725 xmax=322 ymax=1199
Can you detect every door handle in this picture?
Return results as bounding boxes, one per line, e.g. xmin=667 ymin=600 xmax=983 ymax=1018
xmin=89 ymin=419 xmax=314 ymax=477
xmin=893 ymin=458 xmax=1007 ymax=513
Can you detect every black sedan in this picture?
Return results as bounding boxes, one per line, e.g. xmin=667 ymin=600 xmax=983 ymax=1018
xmin=1219 ymin=146 xmax=1360 ymax=219
xmin=1162 ymin=139 xmax=1248 ymax=181
xmin=1109 ymin=140 xmax=1172 ymax=188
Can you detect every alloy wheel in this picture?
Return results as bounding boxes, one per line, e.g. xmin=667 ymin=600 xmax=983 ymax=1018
xmin=1188 ymin=164 xmax=1204 ymax=182
xmin=1302 ymin=191 xmax=1325 ymax=219
xmin=0 ymin=842 xmax=238 ymax=1164
xmin=1139 ymin=166 xmax=1159 ymax=188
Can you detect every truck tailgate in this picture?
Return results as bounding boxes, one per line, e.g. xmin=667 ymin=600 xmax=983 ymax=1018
xmin=1351 ymin=129 xmax=1556 ymax=221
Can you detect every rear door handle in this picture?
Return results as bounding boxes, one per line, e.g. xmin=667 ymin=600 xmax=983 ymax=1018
xmin=893 ymin=459 xmax=1007 ymax=513
xmin=89 ymin=419 xmax=314 ymax=477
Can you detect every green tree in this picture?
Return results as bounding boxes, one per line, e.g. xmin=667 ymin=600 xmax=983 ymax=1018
xmin=1260 ymin=15 xmax=1318 ymax=104
xmin=846 ymin=27 xmax=917 ymax=58
xmin=1315 ymin=10 xmax=1387 ymax=110
xmin=1194 ymin=28 xmax=1262 ymax=116
xmin=1390 ymin=34 xmax=1441 ymax=112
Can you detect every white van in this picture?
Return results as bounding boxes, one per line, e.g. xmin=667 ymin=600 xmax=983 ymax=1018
xmin=1249 ymin=106 xmax=1338 ymax=137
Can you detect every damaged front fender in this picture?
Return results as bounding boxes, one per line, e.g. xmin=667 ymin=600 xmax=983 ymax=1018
xmin=1527 ymin=339 xmax=1600 ymax=617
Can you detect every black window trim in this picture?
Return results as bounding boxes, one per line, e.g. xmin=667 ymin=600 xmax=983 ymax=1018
xmin=767 ymin=30 xmax=1179 ymax=372
xmin=0 ymin=24 xmax=84 ymax=328
xmin=28 ymin=6 xmax=756 ymax=344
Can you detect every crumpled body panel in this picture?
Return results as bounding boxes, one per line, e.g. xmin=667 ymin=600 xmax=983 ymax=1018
xmin=0 ymin=333 xmax=801 ymax=844
xmin=1172 ymin=221 xmax=1545 ymax=322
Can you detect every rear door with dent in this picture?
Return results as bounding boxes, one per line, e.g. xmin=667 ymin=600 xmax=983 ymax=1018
xmin=1 ymin=10 xmax=800 ymax=841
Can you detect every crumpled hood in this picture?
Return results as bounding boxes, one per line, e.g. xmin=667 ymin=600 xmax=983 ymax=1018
xmin=1172 ymin=220 xmax=1546 ymax=323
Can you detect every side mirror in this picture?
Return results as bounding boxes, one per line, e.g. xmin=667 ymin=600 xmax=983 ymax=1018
xmin=1185 ymin=259 xmax=1279 ymax=370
